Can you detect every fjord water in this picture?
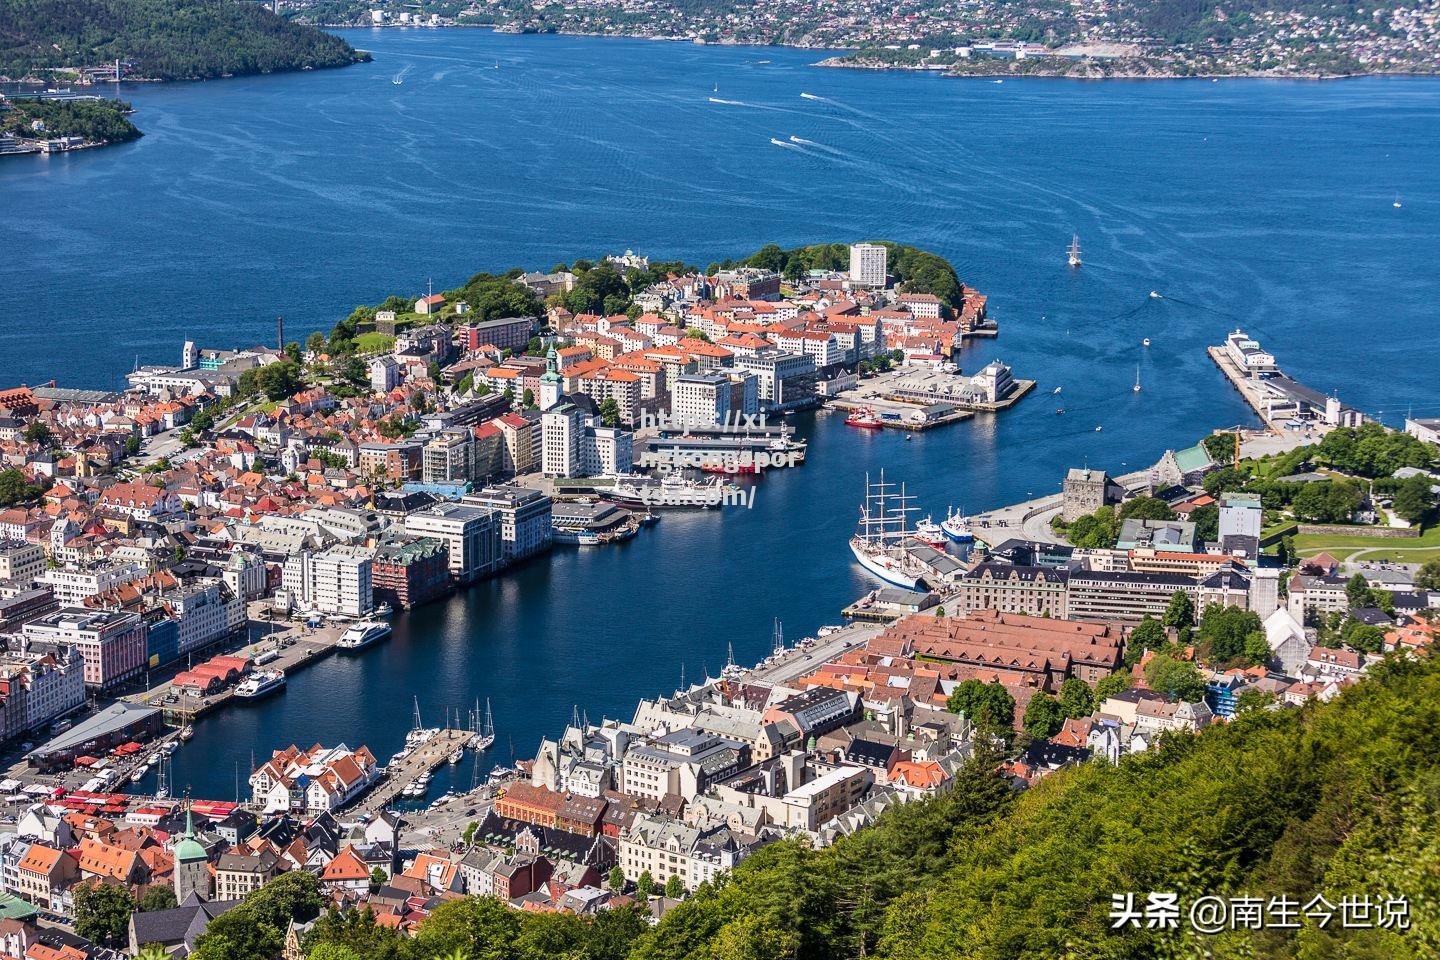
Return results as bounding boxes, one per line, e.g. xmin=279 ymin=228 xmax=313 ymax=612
xmin=4 ymin=30 xmax=1439 ymax=799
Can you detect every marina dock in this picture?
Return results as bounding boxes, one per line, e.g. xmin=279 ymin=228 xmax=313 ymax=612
xmin=355 ymin=729 xmax=472 ymax=815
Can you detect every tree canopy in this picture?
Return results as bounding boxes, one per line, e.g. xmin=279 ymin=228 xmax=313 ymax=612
xmin=0 ymin=0 xmax=366 ymax=79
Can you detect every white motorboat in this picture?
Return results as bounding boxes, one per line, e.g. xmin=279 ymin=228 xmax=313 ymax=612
xmin=234 ymin=670 xmax=286 ymax=699
xmin=337 ymin=621 xmax=391 ymax=651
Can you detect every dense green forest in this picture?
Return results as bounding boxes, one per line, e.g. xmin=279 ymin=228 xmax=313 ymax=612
xmin=740 ymin=241 xmax=967 ymax=310
xmin=0 ymin=0 xmax=366 ymax=80
xmin=262 ymin=654 xmax=1440 ymax=960
xmin=0 ymin=98 xmax=141 ymax=143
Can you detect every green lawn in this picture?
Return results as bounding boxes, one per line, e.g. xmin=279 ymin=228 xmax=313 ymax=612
xmin=355 ymin=332 xmax=396 ymax=354
xmin=1293 ymin=525 xmax=1440 ymax=562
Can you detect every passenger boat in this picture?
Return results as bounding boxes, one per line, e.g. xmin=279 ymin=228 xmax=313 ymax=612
xmin=337 ymin=621 xmax=391 ymax=651
xmin=844 ymin=407 xmax=884 ymax=429
xmin=597 ymin=474 xmax=732 ymax=509
xmin=234 ymin=670 xmax=286 ymax=700
xmin=941 ymin=506 xmax=974 ymax=543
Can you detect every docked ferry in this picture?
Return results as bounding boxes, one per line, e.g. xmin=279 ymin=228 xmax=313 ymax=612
xmin=844 ymin=407 xmax=884 ymax=429
xmin=234 ymin=670 xmax=287 ymax=700
xmin=337 ymin=621 xmax=391 ymax=652
xmin=597 ymin=474 xmax=733 ymax=510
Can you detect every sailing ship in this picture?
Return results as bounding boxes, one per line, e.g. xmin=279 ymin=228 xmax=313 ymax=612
xmin=469 ymin=698 xmax=496 ymax=752
xmin=849 ymin=472 xmax=926 ymax=589
xmin=1067 ymin=235 xmax=1082 ymax=267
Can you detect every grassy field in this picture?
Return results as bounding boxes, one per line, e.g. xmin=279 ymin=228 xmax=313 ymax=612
xmin=1293 ymin=525 xmax=1440 ymax=563
xmin=355 ymin=332 xmax=396 ymax=354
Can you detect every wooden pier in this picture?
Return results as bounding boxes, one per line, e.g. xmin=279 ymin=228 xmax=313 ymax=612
xmin=355 ymin=729 xmax=471 ymax=815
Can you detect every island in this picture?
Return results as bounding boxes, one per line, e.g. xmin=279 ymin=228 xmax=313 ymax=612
xmin=0 ymin=97 xmax=141 ymax=155
xmin=0 ymin=0 xmax=368 ymax=84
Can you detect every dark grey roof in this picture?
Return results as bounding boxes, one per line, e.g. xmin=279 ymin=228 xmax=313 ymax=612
xmin=131 ymin=899 xmax=243 ymax=949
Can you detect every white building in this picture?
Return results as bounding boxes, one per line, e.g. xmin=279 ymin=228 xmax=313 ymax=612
xmin=1219 ymin=493 xmax=1263 ymax=541
xmin=0 ymin=542 xmax=45 ymax=586
xmin=37 ymin=562 xmax=147 ymax=606
xmin=249 ymin=743 xmax=381 ymax=813
xmin=732 ymin=352 xmax=816 ymax=411
xmin=671 ymin=374 xmax=731 ymax=427
xmin=542 ymin=403 xmax=585 ymax=478
xmin=849 ymin=243 xmax=887 ymax=287
xmin=2 ymin=653 xmax=85 ymax=735
xmin=463 ymin=486 xmax=552 ymax=565
xmin=403 ymin=502 xmax=502 ymax=582
xmin=283 ymin=546 xmax=373 ymax=618
xmin=369 ymin=355 xmax=401 ymax=393
xmin=166 ymin=580 xmax=246 ymax=656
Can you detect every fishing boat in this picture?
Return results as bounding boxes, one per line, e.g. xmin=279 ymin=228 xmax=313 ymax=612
xmin=913 ymin=516 xmax=948 ymax=549
xmin=1067 ymin=235 xmax=1082 ymax=267
xmin=941 ymin=506 xmax=974 ymax=543
xmin=849 ymin=472 xmax=926 ymax=590
xmin=844 ymin=407 xmax=884 ymax=429
xmin=469 ymin=698 xmax=496 ymax=751
xmin=337 ymin=621 xmax=391 ymax=651
xmin=234 ymin=670 xmax=286 ymax=699
xmin=179 ymin=726 xmax=194 ymax=742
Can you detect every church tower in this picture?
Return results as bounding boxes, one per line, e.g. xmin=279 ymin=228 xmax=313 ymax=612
xmin=172 ymin=802 xmax=211 ymax=901
xmin=539 ymin=344 xmax=562 ymax=412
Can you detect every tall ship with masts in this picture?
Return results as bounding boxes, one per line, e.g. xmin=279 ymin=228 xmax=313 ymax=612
xmin=849 ymin=472 xmax=929 ymax=590
xmin=469 ymin=698 xmax=495 ymax=752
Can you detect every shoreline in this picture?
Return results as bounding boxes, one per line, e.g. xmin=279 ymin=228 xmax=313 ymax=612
xmin=315 ymin=23 xmax=1438 ymax=82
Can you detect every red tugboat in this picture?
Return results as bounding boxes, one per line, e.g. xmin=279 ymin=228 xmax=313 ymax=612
xmin=845 ymin=406 xmax=884 ymax=429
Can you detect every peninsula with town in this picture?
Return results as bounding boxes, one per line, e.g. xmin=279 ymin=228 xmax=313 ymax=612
xmin=0 ymin=241 xmax=1434 ymax=958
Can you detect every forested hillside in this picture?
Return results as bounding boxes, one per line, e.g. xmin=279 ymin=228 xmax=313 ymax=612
xmin=279 ymin=654 xmax=1440 ymax=960
xmin=0 ymin=0 xmax=366 ymax=80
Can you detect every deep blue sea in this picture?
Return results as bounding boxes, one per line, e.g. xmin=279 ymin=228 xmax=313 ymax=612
xmin=3 ymin=30 xmax=1438 ymax=799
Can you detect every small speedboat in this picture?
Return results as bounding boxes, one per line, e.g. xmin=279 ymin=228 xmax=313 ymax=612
xmin=1143 ymin=338 xmax=1151 ymax=347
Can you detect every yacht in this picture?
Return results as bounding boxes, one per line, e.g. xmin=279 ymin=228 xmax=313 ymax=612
xmin=373 ymin=602 xmax=393 ymax=619
xmin=469 ymin=698 xmax=496 ymax=752
xmin=338 ymin=621 xmax=391 ymax=651
xmin=235 ymin=670 xmax=286 ymax=699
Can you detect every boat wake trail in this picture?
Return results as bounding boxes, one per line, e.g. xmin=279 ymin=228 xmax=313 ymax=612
xmin=708 ymin=97 xmax=749 ymax=106
xmin=770 ymin=137 xmax=802 ymax=150
xmin=799 ymin=92 xmax=825 ymax=101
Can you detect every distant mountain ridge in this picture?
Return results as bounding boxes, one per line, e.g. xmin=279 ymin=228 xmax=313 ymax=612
xmin=0 ymin=0 xmax=367 ymax=81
